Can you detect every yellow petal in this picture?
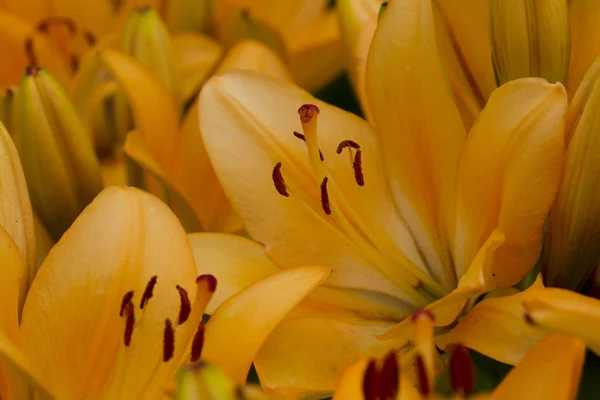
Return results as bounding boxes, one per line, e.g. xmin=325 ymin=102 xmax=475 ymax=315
xmin=0 ymin=121 xmax=35 ymax=310
xmin=202 ymin=266 xmax=331 ymax=384
xmin=453 ymin=78 xmax=566 ymax=286
xmin=567 ymin=0 xmax=600 ymax=97
xmin=20 ymin=186 xmax=200 ymax=399
xmin=436 ymin=279 xmax=548 ymax=365
xmin=188 ymin=232 xmax=280 ymax=313
xmin=366 ymin=0 xmax=466 ymax=289
xmin=101 ymin=49 xmax=180 ymax=168
xmin=33 ymin=210 xmax=53 ymax=267
xmin=522 ymin=288 xmax=600 ymax=355
xmin=490 ymin=334 xmax=585 ymax=400
xmin=331 ymin=358 xmax=370 ymax=400
xmin=169 ymin=100 xmax=242 ymax=233
xmin=171 ymin=33 xmax=222 ymax=103
xmin=216 ymin=39 xmax=294 ymax=83
xmin=432 ymin=0 xmax=495 ymax=129
xmin=544 ymin=58 xmax=600 ymax=290
xmin=199 ymin=70 xmax=431 ymax=306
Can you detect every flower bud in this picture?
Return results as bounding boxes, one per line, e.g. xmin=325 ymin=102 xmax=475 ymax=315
xmin=489 ymin=0 xmax=570 ymax=85
xmin=122 ymin=8 xmax=182 ymax=104
xmin=11 ymin=68 xmax=103 ymax=240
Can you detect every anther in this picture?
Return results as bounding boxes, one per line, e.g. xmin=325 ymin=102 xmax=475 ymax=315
xmin=298 ymin=104 xmax=320 ymax=123
xmin=190 ymin=323 xmax=205 ymax=362
xmin=320 ymin=177 xmax=331 ymax=215
xmin=449 ymin=345 xmax=475 ymax=395
xmin=336 ymin=140 xmax=360 ymax=154
xmin=70 ymin=55 xmax=80 ymax=74
xmin=362 ymin=359 xmax=380 ymax=400
xmin=415 ymin=355 xmax=430 ymax=395
xmin=524 ymin=313 xmax=537 ymax=326
xmin=83 ymin=31 xmax=97 ymax=46
xmin=380 ymin=351 xmax=399 ymax=400
xmin=292 ymin=131 xmax=324 ymax=161
xmin=196 ymin=274 xmax=218 ymax=293
xmin=5 ymin=88 xmax=14 ymax=97
xmin=123 ymin=302 xmax=135 ymax=347
xmin=140 ymin=275 xmax=158 ymax=309
xmin=120 ymin=291 xmax=134 ymax=317
xmin=353 ymin=150 xmax=365 ymax=186
xmin=176 ymin=285 xmax=192 ymax=325
xmin=272 ymin=162 xmax=290 ymax=197
xmin=163 ymin=319 xmax=175 ymax=362
xmin=24 ymin=38 xmax=38 ymax=68
xmin=36 ymin=17 xmax=77 ymax=35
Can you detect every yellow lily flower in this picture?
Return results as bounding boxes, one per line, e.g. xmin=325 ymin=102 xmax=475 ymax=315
xmin=0 ymin=185 xmax=216 ymax=399
xmin=332 ymin=332 xmax=585 ymax=400
xmin=191 ymin=0 xmax=567 ymax=396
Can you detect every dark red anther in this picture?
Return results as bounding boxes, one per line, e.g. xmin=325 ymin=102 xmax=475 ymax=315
xmin=123 ymin=302 xmax=135 ymax=347
xmin=36 ymin=17 xmax=77 ymax=35
xmin=336 ymin=140 xmax=361 ymax=154
xmin=415 ymin=355 xmax=430 ymax=395
xmin=353 ymin=150 xmax=365 ymax=186
xmin=196 ymin=274 xmax=218 ymax=293
xmin=362 ymin=359 xmax=380 ymax=400
xmin=293 ymin=131 xmax=305 ymax=141
xmin=70 ymin=55 xmax=80 ymax=73
xmin=411 ymin=309 xmax=435 ymax=322
xmin=176 ymin=285 xmax=192 ymax=325
xmin=298 ymin=104 xmax=320 ymax=123
xmin=449 ymin=345 xmax=475 ymax=395
xmin=140 ymin=275 xmax=158 ymax=309
xmin=24 ymin=38 xmax=38 ymax=68
xmin=272 ymin=162 xmax=290 ymax=197
xmin=524 ymin=313 xmax=537 ymax=326
xmin=380 ymin=351 xmax=399 ymax=400
xmin=320 ymin=177 xmax=331 ymax=215
xmin=83 ymin=31 xmax=97 ymax=46
xmin=190 ymin=323 xmax=205 ymax=362
xmin=120 ymin=291 xmax=134 ymax=317
xmin=163 ymin=319 xmax=175 ymax=362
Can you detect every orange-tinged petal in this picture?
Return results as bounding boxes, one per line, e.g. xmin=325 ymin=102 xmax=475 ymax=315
xmin=216 ymin=39 xmax=293 ymax=83
xmin=436 ymin=278 xmax=548 ymax=365
xmin=567 ymin=0 xmax=600 ymax=97
xmin=453 ymin=78 xmax=566 ymax=286
xmin=489 ymin=334 xmax=585 ymax=400
xmin=522 ymin=288 xmax=600 ymax=355
xmin=254 ymin=313 xmax=394 ymax=398
xmin=188 ymin=233 xmax=280 ymax=313
xmin=199 ymin=70 xmax=430 ymax=306
xmin=544 ymin=58 xmax=600 ymax=290
xmin=0 ymin=121 xmax=35 ymax=310
xmin=101 ymin=49 xmax=179 ymax=168
xmin=170 ymin=99 xmax=242 ymax=233
xmin=20 ymin=186 xmax=199 ymax=399
xmin=366 ymin=0 xmax=466 ymax=289
xmin=202 ymin=266 xmax=331 ymax=384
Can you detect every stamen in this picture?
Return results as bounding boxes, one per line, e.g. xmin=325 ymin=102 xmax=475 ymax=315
xmin=272 ymin=162 xmax=290 ymax=197
xmin=196 ymin=274 xmax=218 ymax=293
xmin=83 ymin=31 xmax=97 ymax=46
xmin=449 ymin=345 xmax=475 ymax=395
xmin=336 ymin=140 xmax=360 ymax=154
xmin=415 ymin=355 xmax=430 ymax=395
xmin=320 ymin=177 xmax=331 ymax=215
xmin=140 ymin=275 xmax=158 ymax=309
xmin=163 ymin=319 xmax=175 ymax=362
xmin=380 ymin=351 xmax=399 ymax=399
xmin=190 ymin=323 xmax=205 ymax=362
xmin=362 ymin=359 xmax=380 ymax=400
xmin=411 ymin=309 xmax=435 ymax=322
xmin=176 ymin=285 xmax=191 ymax=325
xmin=298 ymin=104 xmax=320 ymax=123
xmin=24 ymin=38 xmax=38 ymax=68
xmin=36 ymin=17 xmax=77 ymax=35
xmin=293 ymin=131 xmax=323 ymax=161
xmin=70 ymin=55 xmax=80 ymax=73
xmin=123 ymin=302 xmax=135 ymax=347
xmin=120 ymin=291 xmax=134 ymax=317
xmin=353 ymin=150 xmax=365 ymax=186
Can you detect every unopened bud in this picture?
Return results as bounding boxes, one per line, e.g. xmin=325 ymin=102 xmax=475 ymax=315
xmin=490 ymin=0 xmax=570 ymax=85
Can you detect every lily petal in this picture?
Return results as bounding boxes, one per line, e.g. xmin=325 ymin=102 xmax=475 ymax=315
xmin=436 ymin=278 xmax=548 ymax=365
xmin=254 ymin=313 xmax=394 ymax=398
xmin=489 ymin=334 xmax=585 ymax=400
xmin=202 ymin=266 xmax=331 ymax=384
xmin=366 ymin=0 xmax=466 ymax=289
xmin=20 ymin=187 xmax=199 ymax=399
xmin=188 ymin=232 xmax=280 ymax=313
xmin=454 ymin=78 xmax=566 ymax=286
xmin=567 ymin=0 xmax=600 ymax=97
xmin=522 ymin=288 xmax=600 ymax=355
